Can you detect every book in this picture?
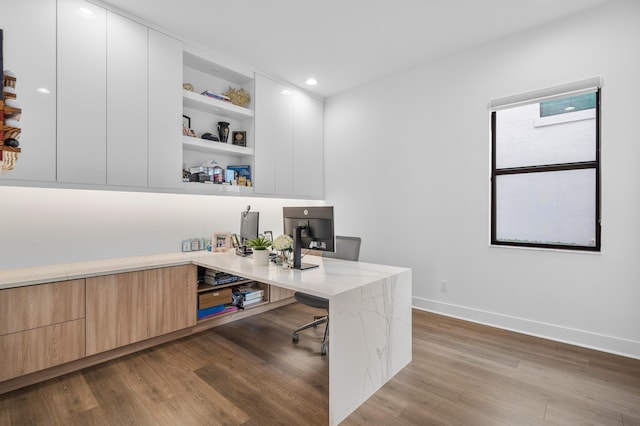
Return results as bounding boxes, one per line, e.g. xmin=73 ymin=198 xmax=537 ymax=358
xmin=243 ymin=290 xmax=264 ymax=301
xmin=243 ymin=298 xmax=263 ymax=307
xmin=197 ymin=304 xmax=225 ymax=319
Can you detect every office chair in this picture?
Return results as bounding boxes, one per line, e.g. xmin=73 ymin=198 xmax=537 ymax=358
xmin=292 ymin=236 xmax=361 ymax=355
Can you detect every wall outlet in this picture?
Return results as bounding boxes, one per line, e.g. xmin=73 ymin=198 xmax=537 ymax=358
xmin=440 ymin=280 xmax=448 ymax=292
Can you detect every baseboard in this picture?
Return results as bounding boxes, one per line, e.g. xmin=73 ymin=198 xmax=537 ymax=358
xmin=412 ymin=297 xmax=640 ymax=361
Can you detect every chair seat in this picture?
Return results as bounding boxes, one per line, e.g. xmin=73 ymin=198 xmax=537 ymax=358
xmin=294 ymin=292 xmax=328 ymax=310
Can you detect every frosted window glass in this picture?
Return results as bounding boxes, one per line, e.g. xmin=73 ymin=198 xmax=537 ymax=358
xmin=495 ymin=103 xmax=595 ymax=169
xmin=495 ymin=169 xmax=596 ymax=247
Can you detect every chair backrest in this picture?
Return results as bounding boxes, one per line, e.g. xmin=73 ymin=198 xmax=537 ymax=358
xmin=322 ymin=236 xmax=361 ymax=261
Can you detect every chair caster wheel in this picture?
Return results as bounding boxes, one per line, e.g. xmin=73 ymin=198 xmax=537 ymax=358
xmin=321 ymin=345 xmax=328 ymax=355
xmin=292 ymin=333 xmax=299 ymax=342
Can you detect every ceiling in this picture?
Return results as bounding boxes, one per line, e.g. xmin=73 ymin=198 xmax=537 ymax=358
xmin=99 ymin=0 xmax=611 ymax=98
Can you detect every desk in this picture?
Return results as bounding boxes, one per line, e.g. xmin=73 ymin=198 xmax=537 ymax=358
xmin=191 ymin=252 xmax=413 ymax=426
xmin=0 ymin=252 xmax=412 ymax=425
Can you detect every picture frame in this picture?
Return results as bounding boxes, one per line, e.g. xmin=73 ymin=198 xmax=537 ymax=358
xmin=232 ymin=131 xmax=246 ymax=147
xmin=264 ymin=231 xmax=273 ymax=242
xmin=214 ymin=232 xmax=232 ymax=252
xmin=182 ymin=115 xmax=191 ymax=128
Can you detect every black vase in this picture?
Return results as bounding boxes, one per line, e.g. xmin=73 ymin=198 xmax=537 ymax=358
xmin=217 ymin=122 xmax=230 ymax=143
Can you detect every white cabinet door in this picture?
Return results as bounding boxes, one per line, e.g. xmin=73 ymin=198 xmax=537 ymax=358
xmin=106 ymin=12 xmax=148 ymax=187
xmin=148 ymin=30 xmax=182 ymax=189
xmin=0 ymin=0 xmax=56 ymax=182
xmin=292 ymin=92 xmax=324 ymax=198
xmin=254 ymin=74 xmax=323 ymax=198
xmin=254 ymin=74 xmax=293 ymax=195
xmin=57 ymin=0 xmax=107 ymax=184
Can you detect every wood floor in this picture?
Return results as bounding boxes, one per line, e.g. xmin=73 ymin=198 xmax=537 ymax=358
xmin=1 ymin=304 xmax=639 ymax=425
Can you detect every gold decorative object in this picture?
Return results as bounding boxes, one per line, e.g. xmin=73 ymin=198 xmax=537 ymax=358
xmin=222 ymin=87 xmax=251 ymax=107
xmin=183 ymin=82 xmax=194 ymax=91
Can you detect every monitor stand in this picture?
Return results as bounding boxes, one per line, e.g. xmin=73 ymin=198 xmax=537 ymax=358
xmin=293 ymin=225 xmax=319 ymax=270
xmin=295 ymin=262 xmax=319 ymax=270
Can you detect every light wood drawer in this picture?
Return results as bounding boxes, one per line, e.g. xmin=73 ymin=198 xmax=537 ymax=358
xmin=0 ymin=319 xmax=86 ymax=381
xmin=198 ymin=288 xmax=231 ymax=309
xmin=0 ymin=279 xmax=85 ymax=335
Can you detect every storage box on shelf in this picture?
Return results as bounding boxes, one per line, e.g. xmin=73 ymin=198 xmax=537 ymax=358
xmin=182 ymin=48 xmax=255 ymax=195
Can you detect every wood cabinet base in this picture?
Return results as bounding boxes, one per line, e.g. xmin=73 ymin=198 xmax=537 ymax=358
xmin=0 ymin=297 xmax=295 ymax=395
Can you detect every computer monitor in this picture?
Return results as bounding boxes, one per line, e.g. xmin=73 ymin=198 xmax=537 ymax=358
xmin=240 ymin=209 xmax=259 ymax=245
xmin=283 ymin=206 xmax=335 ymax=270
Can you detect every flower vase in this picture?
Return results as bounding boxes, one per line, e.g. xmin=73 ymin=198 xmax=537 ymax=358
xmin=252 ymin=249 xmax=270 ymax=266
xmin=283 ymin=250 xmax=293 ymax=268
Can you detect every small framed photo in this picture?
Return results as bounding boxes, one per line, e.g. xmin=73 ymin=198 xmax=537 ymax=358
xmin=232 ymin=131 xmax=246 ymax=147
xmin=214 ymin=232 xmax=232 ymax=252
xmin=181 ymin=240 xmax=191 ymax=252
xmin=182 ymin=115 xmax=191 ymax=128
xmin=263 ymin=231 xmax=273 ymax=242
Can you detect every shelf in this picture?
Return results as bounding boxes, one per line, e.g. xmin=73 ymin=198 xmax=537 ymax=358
xmin=0 ymin=146 xmax=21 ymax=152
xmin=197 ymin=279 xmax=253 ymax=293
xmin=182 ymin=181 xmax=253 ymax=195
xmin=182 ymin=135 xmax=253 ymax=156
xmin=183 ymin=90 xmax=253 ymax=121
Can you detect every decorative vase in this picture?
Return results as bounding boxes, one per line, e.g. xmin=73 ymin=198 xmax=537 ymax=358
xmin=283 ymin=250 xmax=293 ymax=268
xmin=217 ymin=121 xmax=230 ymax=143
xmin=252 ymin=249 xmax=270 ymax=266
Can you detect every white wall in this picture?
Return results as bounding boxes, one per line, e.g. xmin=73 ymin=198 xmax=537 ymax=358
xmin=324 ymin=0 xmax=640 ymax=358
xmin=0 ymin=186 xmax=322 ymax=268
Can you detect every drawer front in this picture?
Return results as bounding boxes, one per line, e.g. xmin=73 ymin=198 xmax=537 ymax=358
xmin=0 ymin=319 xmax=86 ymax=381
xmin=0 ymin=279 xmax=85 ymax=335
xmin=198 ymin=288 xmax=231 ymax=309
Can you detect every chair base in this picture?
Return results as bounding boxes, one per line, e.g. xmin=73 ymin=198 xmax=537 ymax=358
xmin=292 ymin=315 xmax=329 ymax=355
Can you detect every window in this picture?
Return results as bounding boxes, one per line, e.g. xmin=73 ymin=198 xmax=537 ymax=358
xmin=490 ymin=79 xmax=601 ymax=251
xmin=540 ymin=93 xmax=597 ymax=117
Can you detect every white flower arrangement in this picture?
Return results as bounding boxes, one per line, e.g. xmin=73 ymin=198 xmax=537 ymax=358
xmin=272 ymin=234 xmax=293 ymax=251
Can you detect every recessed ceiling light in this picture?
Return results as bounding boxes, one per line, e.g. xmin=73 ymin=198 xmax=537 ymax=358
xmin=37 ymin=87 xmax=51 ymax=94
xmin=564 ymin=106 xmax=576 ymax=111
xmin=305 ymin=78 xmax=318 ymax=86
xmin=281 ymin=89 xmax=292 ymax=96
xmin=76 ymin=7 xmax=96 ymax=18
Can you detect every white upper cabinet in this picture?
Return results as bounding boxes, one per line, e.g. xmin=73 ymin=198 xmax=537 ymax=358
xmin=57 ymin=0 xmax=107 ymax=184
xmin=148 ymin=31 xmax=182 ymax=189
xmin=292 ymin=91 xmax=324 ymax=199
xmin=0 ymin=0 xmax=56 ymax=182
xmin=254 ymin=74 xmax=293 ymax=195
xmin=55 ymin=0 xmax=182 ymax=189
xmin=254 ymin=74 xmax=324 ymax=198
xmin=106 ymin=12 xmax=148 ymax=187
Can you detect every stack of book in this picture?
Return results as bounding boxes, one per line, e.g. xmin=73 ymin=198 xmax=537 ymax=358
xmin=201 ymin=90 xmax=231 ymax=103
xmin=204 ymin=269 xmax=244 ymax=286
xmin=236 ymin=282 xmax=264 ymax=307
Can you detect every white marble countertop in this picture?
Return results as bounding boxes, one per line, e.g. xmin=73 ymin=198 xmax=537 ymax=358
xmin=0 ymin=251 xmax=410 ymax=298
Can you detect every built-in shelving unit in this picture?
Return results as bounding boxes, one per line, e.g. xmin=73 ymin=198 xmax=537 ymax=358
xmin=182 ymin=47 xmax=255 ymax=194
xmin=196 ymin=274 xmax=269 ymax=323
